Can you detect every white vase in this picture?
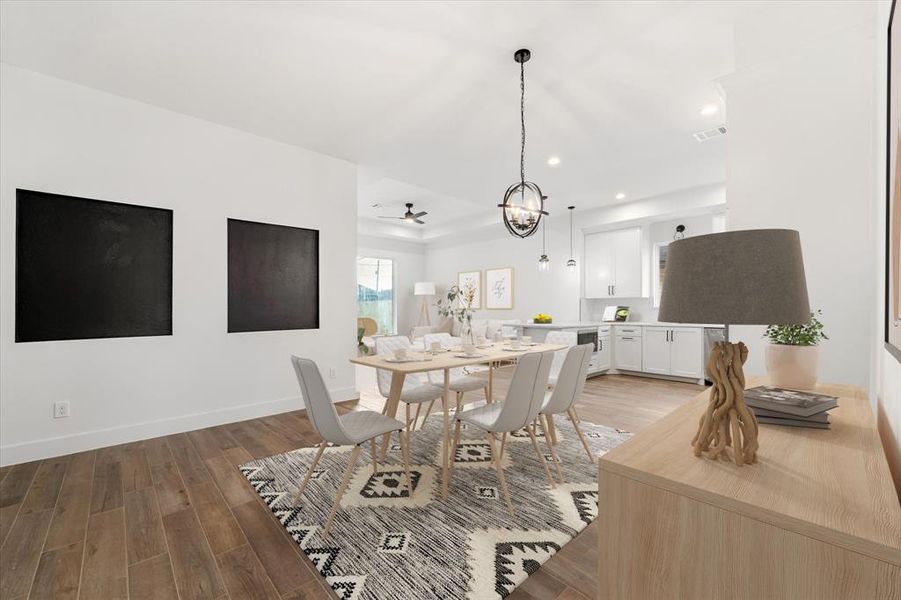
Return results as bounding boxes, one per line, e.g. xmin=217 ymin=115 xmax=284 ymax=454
xmin=764 ymin=344 xmax=819 ymax=390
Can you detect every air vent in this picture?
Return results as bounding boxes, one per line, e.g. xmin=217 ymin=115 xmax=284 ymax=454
xmin=692 ymin=125 xmax=727 ymax=142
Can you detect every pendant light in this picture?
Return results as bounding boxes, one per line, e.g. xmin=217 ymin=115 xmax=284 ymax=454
xmin=498 ymin=48 xmax=548 ymax=239
xmin=566 ymin=206 xmax=577 ymax=272
xmin=538 ymin=202 xmax=550 ymax=272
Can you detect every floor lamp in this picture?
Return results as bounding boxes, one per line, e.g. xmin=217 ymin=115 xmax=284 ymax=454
xmin=657 ymin=229 xmax=810 ymax=466
xmin=414 ymin=282 xmax=436 ymax=327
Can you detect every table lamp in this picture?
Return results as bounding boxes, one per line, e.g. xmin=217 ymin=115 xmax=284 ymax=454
xmin=658 ymin=229 xmax=810 ymax=466
xmin=414 ymin=282 xmax=436 ymax=327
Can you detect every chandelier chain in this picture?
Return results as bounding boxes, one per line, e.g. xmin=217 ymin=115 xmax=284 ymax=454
xmin=520 ymin=59 xmax=525 ymax=187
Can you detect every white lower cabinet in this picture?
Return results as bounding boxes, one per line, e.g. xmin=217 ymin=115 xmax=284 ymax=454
xmin=614 ymin=334 xmax=642 ymax=371
xmin=640 ymin=326 xmax=704 ymax=379
xmin=594 ymin=334 xmax=612 ymax=372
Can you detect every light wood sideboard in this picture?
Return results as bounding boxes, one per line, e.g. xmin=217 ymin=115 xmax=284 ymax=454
xmin=597 ymin=380 xmax=901 ymax=600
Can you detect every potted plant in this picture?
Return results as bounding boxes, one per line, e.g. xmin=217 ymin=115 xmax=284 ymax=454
xmin=435 ymin=284 xmax=477 ymax=344
xmin=763 ymin=310 xmax=827 ymax=390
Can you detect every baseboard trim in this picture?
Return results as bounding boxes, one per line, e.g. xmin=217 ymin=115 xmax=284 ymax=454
xmin=0 ymin=386 xmax=359 ymax=467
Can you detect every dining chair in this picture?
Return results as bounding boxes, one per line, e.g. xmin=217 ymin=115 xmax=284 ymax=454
xmin=374 ymin=336 xmax=444 ymax=432
xmin=290 ymin=356 xmax=413 ymax=537
xmin=537 ymin=344 xmax=595 ymax=483
xmin=544 ymin=330 xmax=578 ymax=386
xmin=422 ymin=332 xmax=489 ymax=417
xmin=448 ymin=351 xmax=556 ymax=516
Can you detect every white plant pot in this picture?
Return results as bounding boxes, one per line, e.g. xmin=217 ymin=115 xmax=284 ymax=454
xmin=765 ymin=344 xmax=819 ymax=390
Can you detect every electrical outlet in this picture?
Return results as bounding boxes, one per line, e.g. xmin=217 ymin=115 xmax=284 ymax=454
xmin=53 ymin=400 xmax=70 ymax=419
xmin=328 ymin=367 xmax=337 ymax=379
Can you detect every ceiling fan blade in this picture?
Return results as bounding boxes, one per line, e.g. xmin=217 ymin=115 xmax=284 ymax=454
xmin=414 ymin=219 xmax=426 ymax=225
xmin=413 ymin=211 xmax=428 ymax=218
xmin=378 ymin=216 xmax=403 ymax=219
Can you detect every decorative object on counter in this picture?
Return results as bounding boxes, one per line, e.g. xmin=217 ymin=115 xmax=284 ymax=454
xmin=744 ymin=385 xmax=837 ymax=429
xmin=456 ymin=270 xmax=481 ymax=309
xmin=566 ymin=206 xmax=577 ymax=272
xmin=436 ymin=284 xmax=478 ymax=344
xmin=533 ymin=313 xmax=553 ymax=324
xmin=414 ymin=281 xmax=436 ymax=326
xmin=763 ymin=309 xmax=827 ymax=390
xmin=538 ymin=201 xmax=550 ymax=272
xmin=673 ymin=224 xmax=686 ymax=240
xmin=498 ymin=48 xmax=548 ymax=239
xmin=614 ymin=307 xmax=630 ymax=322
xmin=601 ymin=305 xmax=631 ymax=322
xmin=485 ymin=267 xmax=514 ymax=310
xmin=658 ymin=229 xmax=810 ymax=466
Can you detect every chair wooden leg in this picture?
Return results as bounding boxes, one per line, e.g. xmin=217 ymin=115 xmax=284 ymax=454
xmin=399 ymin=430 xmax=414 ymax=498
xmin=487 ymin=433 xmax=514 ymax=516
xmin=323 ymin=445 xmax=362 ymax=538
xmin=569 ymin=408 xmax=595 ymax=463
xmin=370 ymin=438 xmax=379 ymax=475
xmin=406 ymin=403 xmax=412 ymax=435
xmin=541 ymin=414 xmax=565 ymax=483
xmin=293 ymin=441 xmax=327 ymax=504
xmin=421 ymin=399 xmax=436 ymax=430
xmin=413 ymin=403 xmax=423 ymax=430
xmin=448 ymin=420 xmax=462 ymax=481
xmin=498 ymin=432 xmax=507 ymax=460
xmin=526 ymin=425 xmax=557 ymax=488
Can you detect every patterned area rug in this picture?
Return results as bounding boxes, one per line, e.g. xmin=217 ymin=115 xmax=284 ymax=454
xmin=240 ymin=411 xmax=631 ymax=600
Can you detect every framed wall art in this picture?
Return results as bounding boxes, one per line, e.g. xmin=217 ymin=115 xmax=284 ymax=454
xmin=456 ymin=270 xmax=481 ymax=309
xmin=485 ymin=267 xmax=514 ymax=310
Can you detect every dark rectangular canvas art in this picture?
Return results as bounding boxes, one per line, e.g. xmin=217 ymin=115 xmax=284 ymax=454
xmin=16 ymin=189 xmax=173 ymax=342
xmin=227 ymin=218 xmax=319 ymax=333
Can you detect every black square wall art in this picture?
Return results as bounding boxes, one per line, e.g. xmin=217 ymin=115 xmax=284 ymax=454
xmin=16 ymin=189 xmax=173 ymax=342
xmin=227 ymin=218 xmax=319 ymax=333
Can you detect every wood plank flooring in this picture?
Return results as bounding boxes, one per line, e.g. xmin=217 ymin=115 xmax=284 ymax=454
xmin=0 ymin=372 xmax=701 ymax=599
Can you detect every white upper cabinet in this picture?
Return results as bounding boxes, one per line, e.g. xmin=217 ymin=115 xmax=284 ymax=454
xmin=583 ymin=227 xmax=642 ymax=298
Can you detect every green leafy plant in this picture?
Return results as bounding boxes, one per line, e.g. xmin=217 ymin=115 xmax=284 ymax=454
xmin=764 ymin=310 xmax=828 ymax=346
xmin=435 ymin=284 xmax=476 ymax=342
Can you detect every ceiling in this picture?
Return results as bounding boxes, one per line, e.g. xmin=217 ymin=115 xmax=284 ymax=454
xmin=0 ymin=1 xmax=753 ymax=241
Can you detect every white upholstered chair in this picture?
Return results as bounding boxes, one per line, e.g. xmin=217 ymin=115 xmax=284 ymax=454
xmin=422 ymin=332 xmax=488 ymax=412
xmin=290 ymin=356 xmax=413 ymax=537
xmin=448 ymin=351 xmax=556 ymax=515
xmin=373 ymin=336 xmax=444 ymax=431
xmin=544 ymin=330 xmax=578 ymax=386
xmin=537 ymin=344 xmax=595 ymax=482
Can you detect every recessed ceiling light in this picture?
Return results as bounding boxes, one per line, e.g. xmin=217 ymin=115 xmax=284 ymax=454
xmin=700 ymin=104 xmax=719 ymax=116
xmin=547 ymin=156 xmax=561 ymax=166
xmin=615 ymin=192 xmax=626 ymax=200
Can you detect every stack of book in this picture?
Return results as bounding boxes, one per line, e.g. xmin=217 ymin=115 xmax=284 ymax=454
xmin=743 ymin=386 xmax=838 ymax=429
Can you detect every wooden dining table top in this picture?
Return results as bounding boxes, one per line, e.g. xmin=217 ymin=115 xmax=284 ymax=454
xmin=350 ymin=341 xmax=568 ymax=373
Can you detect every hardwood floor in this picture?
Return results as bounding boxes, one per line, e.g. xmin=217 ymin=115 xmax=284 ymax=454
xmin=0 ymin=372 xmax=702 ymax=599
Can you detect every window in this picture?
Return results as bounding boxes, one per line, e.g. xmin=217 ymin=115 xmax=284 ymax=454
xmin=356 ymin=257 xmax=395 ymax=335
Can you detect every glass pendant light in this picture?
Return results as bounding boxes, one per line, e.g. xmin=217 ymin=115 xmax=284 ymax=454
xmin=566 ymin=206 xmax=577 ymax=272
xmin=538 ymin=209 xmax=550 ymax=272
xmin=498 ymin=49 xmax=548 ymax=238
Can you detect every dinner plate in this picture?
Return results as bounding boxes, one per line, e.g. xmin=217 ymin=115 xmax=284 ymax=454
xmin=384 ymin=356 xmax=433 ymax=363
xmin=454 ymin=353 xmax=484 ymax=359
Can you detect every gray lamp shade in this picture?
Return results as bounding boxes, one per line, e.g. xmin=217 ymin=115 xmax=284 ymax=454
xmin=657 ymin=229 xmax=810 ymax=325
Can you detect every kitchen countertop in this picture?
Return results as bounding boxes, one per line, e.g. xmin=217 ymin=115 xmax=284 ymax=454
xmin=517 ymin=321 xmax=724 ymax=329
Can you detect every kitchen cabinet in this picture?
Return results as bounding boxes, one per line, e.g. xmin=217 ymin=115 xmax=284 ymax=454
xmin=584 ymin=227 xmax=642 ymax=298
xmin=614 ymin=333 xmax=642 ymax=371
xmin=641 ymin=326 xmax=704 ymax=379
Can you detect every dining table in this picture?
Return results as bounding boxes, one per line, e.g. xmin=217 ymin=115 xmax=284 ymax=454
xmin=350 ymin=341 xmax=568 ymax=499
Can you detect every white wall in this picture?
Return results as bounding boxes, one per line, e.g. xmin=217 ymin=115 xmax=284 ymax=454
xmin=721 ymin=3 xmax=878 ymax=389
xmin=357 ymin=235 xmax=426 ymax=336
xmin=425 ymin=185 xmax=725 ymax=324
xmin=0 ymin=64 xmax=358 ymax=465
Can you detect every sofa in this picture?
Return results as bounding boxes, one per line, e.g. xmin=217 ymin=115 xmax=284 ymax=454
xmin=410 ymin=317 xmax=521 ymax=349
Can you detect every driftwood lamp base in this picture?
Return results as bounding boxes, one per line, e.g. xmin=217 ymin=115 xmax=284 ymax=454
xmin=692 ymin=341 xmax=759 ymax=466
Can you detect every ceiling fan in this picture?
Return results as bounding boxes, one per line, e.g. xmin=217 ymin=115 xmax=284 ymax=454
xmin=379 ymin=202 xmax=427 ymax=225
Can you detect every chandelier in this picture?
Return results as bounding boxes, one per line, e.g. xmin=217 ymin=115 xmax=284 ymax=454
xmin=498 ymin=48 xmax=548 ymax=238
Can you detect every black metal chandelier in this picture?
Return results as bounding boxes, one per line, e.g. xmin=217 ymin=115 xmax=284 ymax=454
xmin=498 ymin=48 xmax=547 ymax=239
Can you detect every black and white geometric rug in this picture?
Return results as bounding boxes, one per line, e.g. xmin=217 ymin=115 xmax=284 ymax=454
xmin=240 ymin=412 xmax=630 ymax=600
